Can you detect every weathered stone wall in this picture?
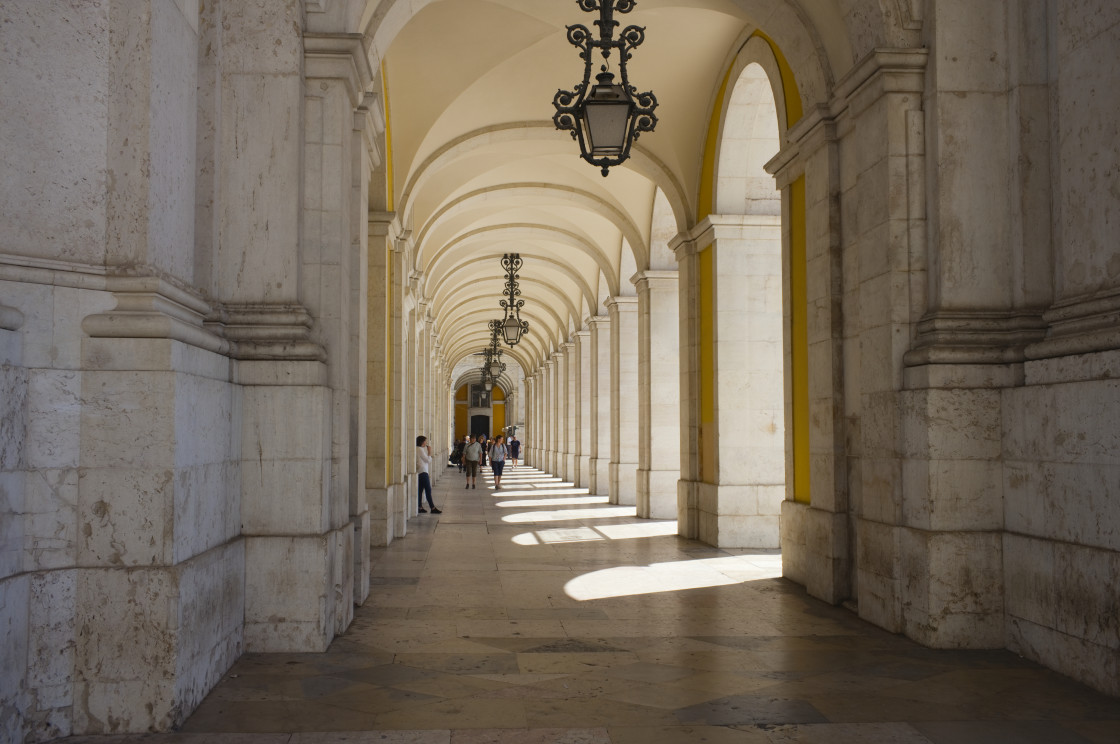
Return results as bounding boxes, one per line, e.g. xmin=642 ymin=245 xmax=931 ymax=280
xmin=774 ymin=0 xmax=1120 ymax=697
xmin=0 ymin=0 xmax=379 ymax=739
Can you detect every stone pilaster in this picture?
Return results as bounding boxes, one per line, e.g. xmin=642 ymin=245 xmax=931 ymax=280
xmin=562 ymin=342 xmax=578 ymax=482
xmin=606 ymin=297 xmax=639 ymax=506
xmin=588 ymin=316 xmax=612 ymax=496
xmin=366 ymin=214 xmax=396 ymax=546
xmin=551 ymin=351 xmax=566 ymax=477
xmin=767 ymin=101 xmax=848 ymax=597
xmin=634 ymin=271 xmax=681 ymax=519
xmin=671 ymin=216 xmax=785 ymax=548
xmin=575 ymin=330 xmax=592 ymax=489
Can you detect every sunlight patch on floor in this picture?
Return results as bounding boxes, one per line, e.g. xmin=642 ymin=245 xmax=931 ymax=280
xmin=564 ymin=554 xmax=783 ymax=600
xmin=495 ymin=495 xmax=605 ymax=507
xmin=594 ymin=520 xmax=679 ymax=540
xmin=501 ymin=506 xmax=636 ymax=523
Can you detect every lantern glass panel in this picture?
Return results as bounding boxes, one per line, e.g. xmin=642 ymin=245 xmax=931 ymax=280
xmin=582 ymin=82 xmax=630 ymax=157
xmin=502 ymin=316 xmax=521 ymax=345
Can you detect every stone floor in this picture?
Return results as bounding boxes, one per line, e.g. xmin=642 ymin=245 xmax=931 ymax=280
xmin=66 ymin=465 xmax=1120 ymax=744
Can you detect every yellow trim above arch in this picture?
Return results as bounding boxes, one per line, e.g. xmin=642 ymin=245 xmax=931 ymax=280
xmin=698 ymin=66 xmax=734 ymax=222
xmin=752 ymin=30 xmax=803 ymax=126
xmin=381 ymin=58 xmax=395 ymax=212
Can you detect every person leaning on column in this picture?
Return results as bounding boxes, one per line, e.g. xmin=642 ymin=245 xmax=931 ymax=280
xmin=416 ymin=435 xmax=441 ymax=514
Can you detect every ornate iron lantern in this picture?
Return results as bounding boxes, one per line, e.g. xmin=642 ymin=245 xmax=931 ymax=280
xmin=498 ymin=253 xmax=529 ymax=346
xmin=553 ymin=0 xmax=658 ymax=176
xmin=481 ymin=324 xmax=506 ymax=390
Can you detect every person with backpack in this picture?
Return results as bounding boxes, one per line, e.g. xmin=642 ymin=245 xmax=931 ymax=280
xmin=489 ymin=435 xmax=509 ymax=490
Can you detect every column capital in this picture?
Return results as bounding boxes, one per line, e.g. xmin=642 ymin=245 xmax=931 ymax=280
xmin=574 ymin=329 xmax=591 ymax=340
xmin=560 ymin=342 xmax=576 ymax=353
xmin=586 ymin=314 xmax=610 ymax=328
xmin=603 ymin=295 xmax=639 ymax=311
xmin=303 ymin=33 xmax=374 ymax=108
xmin=631 ymin=269 xmax=679 ymax=293
xmin=670 ymin=214 xmax=782 ymax=261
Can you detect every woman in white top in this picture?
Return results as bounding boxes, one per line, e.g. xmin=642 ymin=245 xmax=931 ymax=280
xmin=416 ymin=435 xmax=441 ymax=514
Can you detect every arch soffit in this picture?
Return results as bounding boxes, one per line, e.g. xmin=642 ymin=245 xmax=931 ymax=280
xmin=414 ymin=181 xmax=648 ymax=276
xmin=397 ymin=123 xmax=689 ymax=241
xmin=422 ymin=223 xmax=618 ymax=299
xmin=437 ymin=297 xmax=564 ymax=355
xmin=445 ymin=341 xmax=539 ymax=374
xmin=711 ymin=35 xmax=787 ymax=213
xmin=426 ymin=245 xmax=600 ymax=315
xmin=450 ymin=369 xmax=515 ymax=398
xmin=446 ymin=338 xmax=535 ymax=373
xmin=436 ymin=299 xmax=571 ymax=357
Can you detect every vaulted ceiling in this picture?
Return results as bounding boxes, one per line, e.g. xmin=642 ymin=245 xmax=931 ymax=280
xmin=366 ymin=0 xmax=861 ymax=375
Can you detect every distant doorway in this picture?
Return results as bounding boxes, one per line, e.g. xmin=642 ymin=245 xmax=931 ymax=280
xmin=470 ymin=415 xmax=491 ymax=438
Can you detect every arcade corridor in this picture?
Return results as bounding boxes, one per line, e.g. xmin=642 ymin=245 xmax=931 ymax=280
xmin=67 ymin=465 xmax=1120 ymax=744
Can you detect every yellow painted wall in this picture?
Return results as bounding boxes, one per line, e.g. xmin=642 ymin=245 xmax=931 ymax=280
xmin=454 ymin=384 xmax=468 ymax=439
xmin=492 ymin=403 xmax=506 ymax=436
xmin=790 ymin=176 xmax=810 ymax=503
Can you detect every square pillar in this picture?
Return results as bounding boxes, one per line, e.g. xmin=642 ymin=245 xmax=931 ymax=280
xmin=606 ymin=296 xmax=639 ymax=505
xmin=635 ymin=271 xmax=681 ymax=519
xmin=588 ymin=316 xmax=612 ymax=496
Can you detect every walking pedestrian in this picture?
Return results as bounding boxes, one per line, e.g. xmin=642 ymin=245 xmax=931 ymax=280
xmin=489 ymin=435 xmax=508 ymax=489
xmin=463 ymin=434 xmax=482 ymax=489
xmin=508 ymin=435 xmax=521 ymax=469
xmin=416 ymin=435 xmax=441 ymax=514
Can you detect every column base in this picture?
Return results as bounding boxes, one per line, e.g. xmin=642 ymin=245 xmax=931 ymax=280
xmin=677 ymin=479 xmax=699 ymax=539
xmin=780 ymin=500 xmax=849 ymax=604
xmin=366 ymin=485 xmax=396 ymax=546
xmin=636 ymin=468 xmax=679 ymax=519
xmin=609 ymin=461 xmax=637 ymax=506
xmin=244 ymin=526 xmax=354 ymax=653
xmin=589 ymin=457 xmax=610 ymax=497
xmin=577 ymin=455 xmax=591 ymax=489
xmin=899 ymin=526 xmax=1004 ymax=648
xmin=564 ymin=453 xmax=577 ymax=483
xmin=696 ymin=482 xmax=781 ymax=548
xmin=352 ymin=511 xmax=371 ymax=604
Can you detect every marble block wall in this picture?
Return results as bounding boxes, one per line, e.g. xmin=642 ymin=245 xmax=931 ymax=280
xmin=1002 ymin=354 xmax=1120 ymax=696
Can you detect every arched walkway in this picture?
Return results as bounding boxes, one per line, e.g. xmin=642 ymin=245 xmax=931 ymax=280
xmin=79 ymin=462 xmax=1120 ymax=742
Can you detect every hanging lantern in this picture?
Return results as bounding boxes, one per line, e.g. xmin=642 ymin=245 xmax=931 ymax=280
xmin=553 ymin=1 xmax=658 ymax=176
xmin=498 ymin=254 xmax=529 ymax=346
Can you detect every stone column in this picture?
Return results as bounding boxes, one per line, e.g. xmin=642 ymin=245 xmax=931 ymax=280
xmin=542 ymin=360 xmax=554 ymax=473
xmin=635 ymin=271 xmax=681 ymax=519
xmin=894 ymin=26 xmax=1013 ymax=648
xmin=366 ymin=214 xmax=398 ymax=546
xmin=607 ymin=297 xmax=639 ymax=505
xmin=561 ymin=343 xmax=577 ymax=481
xmin=524 ymin=374 xmax=534 ymax=466
xmin=551 ymin=353 xmax=565 ymax=476
xmin=564 ymin=340 xmax=582 ymax=481
xmin=575 ymin=329 xmax=592 ymax=488
xmin=588 ymin=316 xmax=612 ymax=495
xmin=671 ymin=215 xmax=786 ymax=548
